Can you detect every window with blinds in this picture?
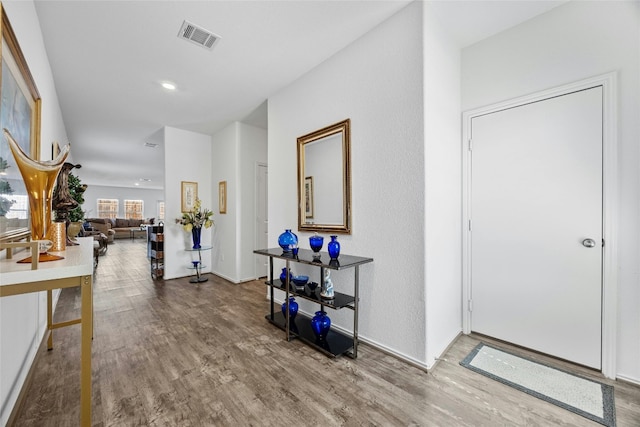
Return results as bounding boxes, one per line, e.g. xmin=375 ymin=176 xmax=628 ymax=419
xmin=158 ymin=201 xmax=165 ymax=220
xmin=124 ymin=200 xmax=144 ymax=219
xmin=4 ymin=195 xmax=28 ymax=219
xmin=97 ymin=199 xmax=118 ymax=218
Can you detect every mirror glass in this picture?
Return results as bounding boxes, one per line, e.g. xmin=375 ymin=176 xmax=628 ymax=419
xmin=297 ymin=119 xmax=351 ymax=234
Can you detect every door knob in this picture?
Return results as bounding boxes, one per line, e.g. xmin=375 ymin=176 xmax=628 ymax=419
xmin=582 ymin=238 xmax=596 ymax=248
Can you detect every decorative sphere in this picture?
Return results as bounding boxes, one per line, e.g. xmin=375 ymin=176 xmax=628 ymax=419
xmin=278 ymin=229 xmax=298 ymax=252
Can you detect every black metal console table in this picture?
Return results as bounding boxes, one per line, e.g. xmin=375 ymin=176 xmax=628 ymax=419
xmin=253 ymin=247 xmax=373 ymax=358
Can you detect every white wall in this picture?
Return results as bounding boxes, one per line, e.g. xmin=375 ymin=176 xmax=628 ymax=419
xmin=81 ymin=184 xmax=164 ymax=220
xmin=163 ymin=127 xmax=212 ymax=280
xmin=211 ymin=122 xmax=238 ymax=281
xmin=211 ymin=122 xmax=267 ymax=283
xmin=423 ymin=2 xmax=462 ymax=368
xmin=0 ymin=2 xmax=69 ymax=424
xmin=461 ymin=1 xmax=640 ymax=382
xmin=237 ymin=123 xmax=267 ymax=281
xmin=268 ymin=1 xmax=427 ymax=364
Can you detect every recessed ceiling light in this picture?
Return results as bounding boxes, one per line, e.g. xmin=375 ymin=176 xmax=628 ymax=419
xmin=134 ymin=182 xmax=140 ymax=186
xmin=161 ymin=82 xmax=176 ymax=91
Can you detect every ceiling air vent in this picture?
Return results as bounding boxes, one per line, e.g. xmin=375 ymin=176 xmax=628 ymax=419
xmin=178 ymin=20 xmax=221 ymax=50
xmin=144 ymin=142 xmax=158 ymax=148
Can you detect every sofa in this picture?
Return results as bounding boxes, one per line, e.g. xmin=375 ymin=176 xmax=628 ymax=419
xmin=86 ymin=218 xmax=155 ymax=240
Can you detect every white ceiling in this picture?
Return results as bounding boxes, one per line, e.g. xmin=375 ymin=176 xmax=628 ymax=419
xmin=33 ymin=0 xmax=566 ymax=190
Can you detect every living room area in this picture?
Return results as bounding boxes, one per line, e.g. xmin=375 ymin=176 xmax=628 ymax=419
xmin=65 ymin=183 xmax=165 ymax=267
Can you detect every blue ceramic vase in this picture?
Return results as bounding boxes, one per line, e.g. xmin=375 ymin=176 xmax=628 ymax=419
xmin=311 ymin=310 xmax=331 ymax=340
xmin=281 ymin=296 xmax=298 ymax=321
xmin=191 ymin=227 xmax=202 ymax=249
xmin=278 ymin=229 xmax=298 ymax=252
xmin=327 ymin=235 xmax=340 ymax=259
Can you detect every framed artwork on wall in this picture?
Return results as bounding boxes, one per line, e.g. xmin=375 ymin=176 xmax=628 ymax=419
xmin=219 ymin=181 xmax=226 ymax=214
xmin=51 ymin=141 xmax=60 ymax=159
xmin=304 ymin=176 xmax=314 ymax=218
xmin=0 ymin=5 xmax=42 ymax=240
xmin=181 ymin=181 xmax=197 ymax=212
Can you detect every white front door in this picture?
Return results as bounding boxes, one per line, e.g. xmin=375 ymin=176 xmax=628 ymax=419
xmin=470 ymin=87 xmax=603 ymax=369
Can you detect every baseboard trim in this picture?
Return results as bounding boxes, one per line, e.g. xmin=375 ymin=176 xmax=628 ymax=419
xmin=357 ymin=335 xmax=431 ymax=372
xmin=209 ymin=271 xmax=238 ymax=284
xmin=207 ymin=272 xmax=259 ymax=284
xmin=427 ymin=331 xmax=463 ymax=371
xmin=615 ymin=374 xmax=640 ymax=387
xmin=272 ymin=300 xmax=431 ymax=372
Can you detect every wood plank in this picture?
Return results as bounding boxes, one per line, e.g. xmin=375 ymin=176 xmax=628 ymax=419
xmin=9 ymin=239 xmax=640 ymax=426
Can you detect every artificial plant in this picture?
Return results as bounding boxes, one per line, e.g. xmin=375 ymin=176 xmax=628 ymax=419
xmin=67 ymin=172 xmax=86 ymax=222
xmin=0 ymin=157 xmax=15 ymax=217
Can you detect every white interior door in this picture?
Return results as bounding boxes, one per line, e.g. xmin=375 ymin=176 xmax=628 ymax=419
xmin=255 ymin=163 xmax=268 ymax=278
xmin=470 ymin=87 xmax=603 ymax=369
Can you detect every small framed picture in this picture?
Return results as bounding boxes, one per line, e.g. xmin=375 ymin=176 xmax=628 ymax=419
xmin=52 ymin=141 xmax=60 ymax=159
xmin=181 ymin=181 xmax=198 ymax=212
xmin=304 ymin=176 xmax=314 ymax=218
xmin=219 ymin=181 xmax=227 ymax=214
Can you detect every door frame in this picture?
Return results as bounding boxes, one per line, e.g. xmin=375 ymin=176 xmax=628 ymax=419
xmin=461 ymin=72 xmax=618 ymax=378
xmin=254 ymin=161 xmax=268 ymax=278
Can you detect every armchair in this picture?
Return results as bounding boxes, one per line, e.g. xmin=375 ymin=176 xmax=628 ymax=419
xmin=85 ymin=218 xmax=115 ymax=243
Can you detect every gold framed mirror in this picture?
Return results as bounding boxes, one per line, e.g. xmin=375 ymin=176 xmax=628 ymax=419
xmin=297 ymin=118 xmax=351 ymax=234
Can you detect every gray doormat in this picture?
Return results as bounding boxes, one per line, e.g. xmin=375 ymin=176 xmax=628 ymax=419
xmin=460 ymin=343 xmax=615 ymax=426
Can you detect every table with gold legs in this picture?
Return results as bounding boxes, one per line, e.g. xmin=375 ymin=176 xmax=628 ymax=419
xmin=0 ymin=238 xmax=93 ymax=425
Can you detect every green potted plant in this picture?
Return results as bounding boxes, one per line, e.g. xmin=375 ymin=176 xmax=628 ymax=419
xmin=53 ymin=168 xmax=87 ymax=240
xmin=67 ymin=172 xmax=86 ymax=222
xmin=0 ymin=157 xmax=16 ymax=233
xmin=0 ymin=182 xmax=15 ymax=216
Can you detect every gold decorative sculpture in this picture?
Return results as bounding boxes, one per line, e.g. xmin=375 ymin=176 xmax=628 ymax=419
xmin=3 ymin=128 xmax=69 ymax=261
xmin=50 ymin=221 xmax=66 ymax=252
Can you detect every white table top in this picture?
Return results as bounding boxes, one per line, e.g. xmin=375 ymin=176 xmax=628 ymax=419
xmin=0 ymin=237 xmax=93 ymax=286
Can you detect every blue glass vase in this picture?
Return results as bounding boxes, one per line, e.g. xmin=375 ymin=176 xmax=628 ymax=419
xmin=311 ymin=311 xmax=331 ymax=340
xmin=309 ymin=233 xmax=324 ymax=253
xmin=327 ymin=235 xmax=340 ymax=259
xmin=280 ymin=267 xmax=293 ymax=286
xmin=191 ymin=227 xmax=201 ymax=249
xmin=278 ymin=229 xmax=298 ymax=252
xmin=281 ymin=296 xmax=298 ymax=321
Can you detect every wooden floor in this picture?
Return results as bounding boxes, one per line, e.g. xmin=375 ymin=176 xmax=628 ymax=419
xmin=10 ymin=239 xmax=640 ymax=426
